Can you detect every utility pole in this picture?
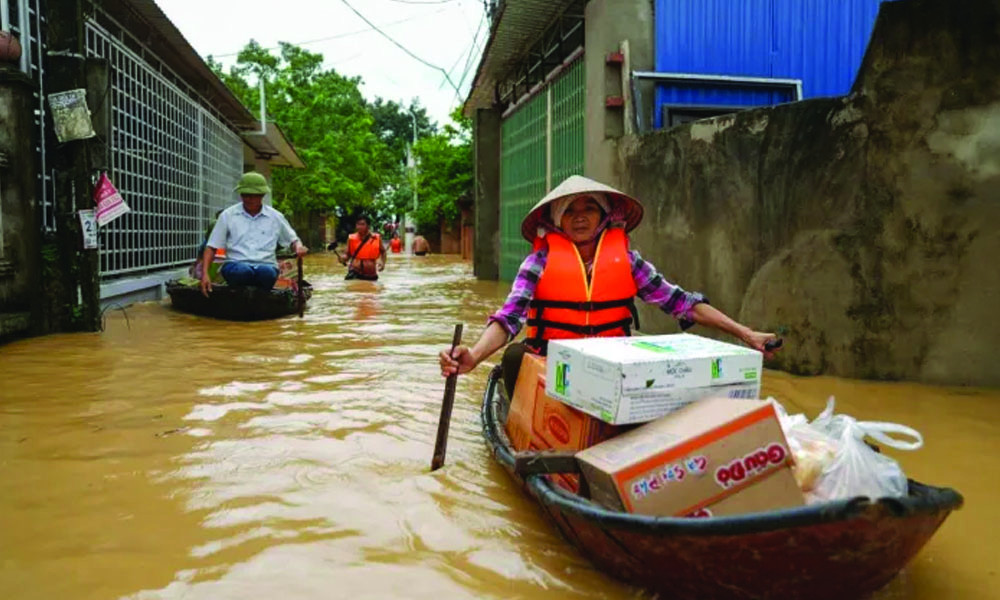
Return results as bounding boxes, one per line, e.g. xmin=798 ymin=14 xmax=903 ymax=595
xmin=44 ymin=0 xmax=103 ymax=332
xmin=404 ymin=108 xmax=418 ymax=256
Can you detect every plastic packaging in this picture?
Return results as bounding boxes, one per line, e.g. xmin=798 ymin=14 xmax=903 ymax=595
xmin=770 ymin=398 xmax=923 ymax=503
xmin=809 ymin=398 xmax=922 ymax=502
xmin=770 ymin=400 xmax=839 ymax=493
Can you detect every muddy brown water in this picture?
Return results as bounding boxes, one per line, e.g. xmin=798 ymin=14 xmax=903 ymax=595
xmin=0 ymin=255 xmax=996 ymax=599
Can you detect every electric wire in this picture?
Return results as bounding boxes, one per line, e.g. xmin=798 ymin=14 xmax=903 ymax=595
xmin=383 ymin=0 xmax=455 ymax=4
xmin=210 ymin=10 xmax=445 ymax=59
xmin=452 ymin=9 xmax=486 ymax=102
xmin=338 ymin=0 xmax=460 ymax=94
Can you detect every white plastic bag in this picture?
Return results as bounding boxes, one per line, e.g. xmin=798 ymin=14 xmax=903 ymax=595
xmin=809 ymin=397 xmax=922 ymax=502
xmin=769 ymin=399 xmax=840 ymax=493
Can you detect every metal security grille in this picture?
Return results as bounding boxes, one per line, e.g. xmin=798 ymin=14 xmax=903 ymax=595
xmin=2 ymin=0 xmax=54 ymax=231
xmin=498 ymin=57 xmax=585 ymax=281
xmin=499 ymin=92 xmax=546 ymax=281
xmin=85 ymin=21 xmax=242 ymax=279
xmin=550 ymin=59 xmax=585 ymax=188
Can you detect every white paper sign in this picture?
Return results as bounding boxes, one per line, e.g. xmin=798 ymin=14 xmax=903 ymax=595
xmin=78 ymin=209 xmax=98 ymax=249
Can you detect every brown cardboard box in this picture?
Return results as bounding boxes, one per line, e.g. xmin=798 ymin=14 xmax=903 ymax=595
xmin=576 ymin=397 xmax=804 ymax=517
xmin=505 ymin=354 xmax=624 ymax=492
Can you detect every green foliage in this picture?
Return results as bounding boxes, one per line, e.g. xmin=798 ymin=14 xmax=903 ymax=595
xmin=209 ymin=42 xmax=472 ymax=236
xmin=209 ymin=41 xmax=388 ymax=217
xmin=367 ymin=98 xmax=435 ymax=169
xmin=411 ymin=107 xmax=472 ymax=234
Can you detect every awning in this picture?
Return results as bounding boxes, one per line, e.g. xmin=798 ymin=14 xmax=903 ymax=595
xmin=463 ymin=0 xmax=578 ymax=115
xmin=243 ymin=123 xmax=306 ymax=169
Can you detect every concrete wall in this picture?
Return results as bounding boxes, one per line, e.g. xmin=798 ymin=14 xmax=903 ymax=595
xmin=439 ymin=216 xmax=461 ymax=254
xmin=583 ymin=0 xmax=655 ymax=183
xmin=0 ymin=68 xmax=41 ymax=341
xmin=617 ymin=0 xmax=1000 ymax=386
xmin=473 ymin=108 xmax=501 ymax=279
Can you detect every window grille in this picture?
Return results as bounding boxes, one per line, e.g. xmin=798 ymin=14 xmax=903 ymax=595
xmin=3 ymin=0 xmax=53 ymax=231
xmin=85 ymin=21 xmax=242 ymax=279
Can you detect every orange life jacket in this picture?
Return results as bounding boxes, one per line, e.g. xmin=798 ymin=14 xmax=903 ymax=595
xmin=526 ymin=228 xmax=639 ymax=353
xmin=390 ymin=237 xmax=402 ymax=253
xmin=348 ymin=232 xmax=381 ymax=261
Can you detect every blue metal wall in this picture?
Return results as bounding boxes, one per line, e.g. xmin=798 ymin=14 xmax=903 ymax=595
xmin=654 ymin=0 xmax=887 ymax=125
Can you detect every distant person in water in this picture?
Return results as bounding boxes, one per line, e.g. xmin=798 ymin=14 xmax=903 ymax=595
xmin=200 ymin=172 xmax=307 ymax=296
xmin=412 ymin=234 xmax=430 ymax=256
xmin=334 ymin=215 xmax=386 ymax=280
xmin=390 ymin=235 xmax=402 ymax=254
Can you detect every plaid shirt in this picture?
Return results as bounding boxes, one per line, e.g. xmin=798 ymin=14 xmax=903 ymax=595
xmin=488 ymin=246 xmax=706 ymax=338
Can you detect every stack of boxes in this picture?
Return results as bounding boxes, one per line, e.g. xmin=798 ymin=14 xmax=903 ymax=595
xmin=504 ymin=334 xmax=803 ymax=516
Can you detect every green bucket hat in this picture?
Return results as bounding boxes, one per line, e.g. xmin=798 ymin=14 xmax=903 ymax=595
xmin=234 ymin=172 xmax=270 ymax=196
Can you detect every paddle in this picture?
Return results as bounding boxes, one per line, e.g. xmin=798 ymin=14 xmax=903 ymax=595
xmin=431 ymin=323 xmax=464 ymax=471
xmin=296 ymin=255 xmax=304 ymax=318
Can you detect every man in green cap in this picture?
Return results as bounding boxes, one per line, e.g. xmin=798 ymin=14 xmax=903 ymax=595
xmin=200 ymin=171 xmax=308 ymax=296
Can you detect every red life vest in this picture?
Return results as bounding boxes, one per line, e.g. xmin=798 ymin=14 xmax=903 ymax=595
xmin=525 ymin=228 xmax=638 ymax=353
xmin=348 ymin=232 xmax=381 ymax=261
xmin=390 ymin=237 xmax=402 ymax=253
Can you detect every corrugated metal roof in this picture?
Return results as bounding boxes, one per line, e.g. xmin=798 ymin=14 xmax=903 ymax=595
xmin=111 ymin=0 xmax=258 ymax=131
xmin=464 ymin=0 xmax=577 ymax=115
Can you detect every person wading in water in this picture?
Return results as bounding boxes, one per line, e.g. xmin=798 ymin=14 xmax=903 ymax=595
xmin=412 ymin=233 xmax=431 ymax=256
xmin=439 ymin=175 xmax=780 ymax=397
xmin=335 ymin=215 xmax=386 ymax=281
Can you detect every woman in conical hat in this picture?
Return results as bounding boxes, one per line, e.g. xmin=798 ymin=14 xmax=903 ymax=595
xmin=440 ymin=175 xmax=779 ymax=397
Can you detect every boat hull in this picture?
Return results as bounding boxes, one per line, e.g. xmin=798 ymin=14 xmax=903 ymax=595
xmin=480 ymin=367 xmax=962 ymax=600
xmin=166 ymin=282 xmax=312 ymax=321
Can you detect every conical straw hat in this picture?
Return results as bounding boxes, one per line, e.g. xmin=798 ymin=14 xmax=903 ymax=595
xmin=520 ymin=175 xmax=644 ymax=242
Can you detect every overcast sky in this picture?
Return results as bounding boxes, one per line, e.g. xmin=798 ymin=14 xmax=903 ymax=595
xmin=155 ymin=0 xmax=487 ymax=126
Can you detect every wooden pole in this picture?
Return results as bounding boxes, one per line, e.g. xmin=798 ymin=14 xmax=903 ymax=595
xmin=431 ymin=323 xmax=464 ymax=471
xmin=296 ymin=255 xmax=304 ymax=318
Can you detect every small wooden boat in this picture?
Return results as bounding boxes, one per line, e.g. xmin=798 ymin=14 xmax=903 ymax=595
xmin=480 ymin=366 xmax=962 ymax=600
xmin=166 ymin=280 xmax=312 ymax=321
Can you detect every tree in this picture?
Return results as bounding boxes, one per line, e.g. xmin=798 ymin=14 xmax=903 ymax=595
xmin=367 ymin=98 xmax=435 ymax=168
xmin=208 ymin=41 xmax=474 ymax=244
xmin=209 ymin=41 xmax=390 ymax=219
xmin=365 ymin=98 xmax=434 ymax=225
xmin=411 ymin=107 xmax=473 ymax=236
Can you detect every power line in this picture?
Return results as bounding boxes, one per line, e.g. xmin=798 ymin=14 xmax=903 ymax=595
xmin=452 ymin=9 xmax=487 ymax=103
xmin=339 ymin=0 xmax=460 ymax=94
xmin=210 ymin=10 xmax=445 ymax=58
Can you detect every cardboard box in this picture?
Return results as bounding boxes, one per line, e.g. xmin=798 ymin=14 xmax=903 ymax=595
xmin=575 ymin=397 xmax=804 ymax=517
xmin=505 ymin=354 xmax=625 ymax=492
xmin=546 ymin=334 xmax=762 ymax=425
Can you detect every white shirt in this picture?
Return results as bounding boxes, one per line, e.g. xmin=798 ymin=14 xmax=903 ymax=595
xmin=206 ymin=203 xmax=300 ymax=265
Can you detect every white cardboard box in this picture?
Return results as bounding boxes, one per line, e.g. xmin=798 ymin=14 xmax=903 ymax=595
xmin=545 ymin=334 xmax=762 ymax=425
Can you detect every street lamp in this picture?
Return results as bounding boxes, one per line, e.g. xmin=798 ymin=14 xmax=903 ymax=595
xmin=410 ymin=109 xmax=418 ymax=211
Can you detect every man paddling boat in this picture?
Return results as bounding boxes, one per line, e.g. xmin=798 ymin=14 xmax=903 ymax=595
xmin=439 ymin=175 xmax=780 ymax=396
xmin=200 ymin=172 xmax=308 ymax=297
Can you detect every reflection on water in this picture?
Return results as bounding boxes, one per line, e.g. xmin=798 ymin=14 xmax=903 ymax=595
xmin=0 ymin=254 xmax=996 ymax=599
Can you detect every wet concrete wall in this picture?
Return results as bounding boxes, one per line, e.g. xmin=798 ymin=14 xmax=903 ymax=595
xmin=620 ymin=0 xmax=1000 ymax=386
xmin=0 ymin=68 xmax=41 ymax=341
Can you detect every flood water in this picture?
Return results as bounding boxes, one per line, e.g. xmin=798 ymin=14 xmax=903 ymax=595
xmin=0 ymin=254 xmax=996 ymax=599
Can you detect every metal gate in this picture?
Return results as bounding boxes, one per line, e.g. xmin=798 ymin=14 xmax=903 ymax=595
xmin=2 ymin=0 xmax=54 ymax=231
xmin=85 ymin=19 xmax=242 ymax=279
xmin=498 ymin=58 xmax=585 ymax=280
